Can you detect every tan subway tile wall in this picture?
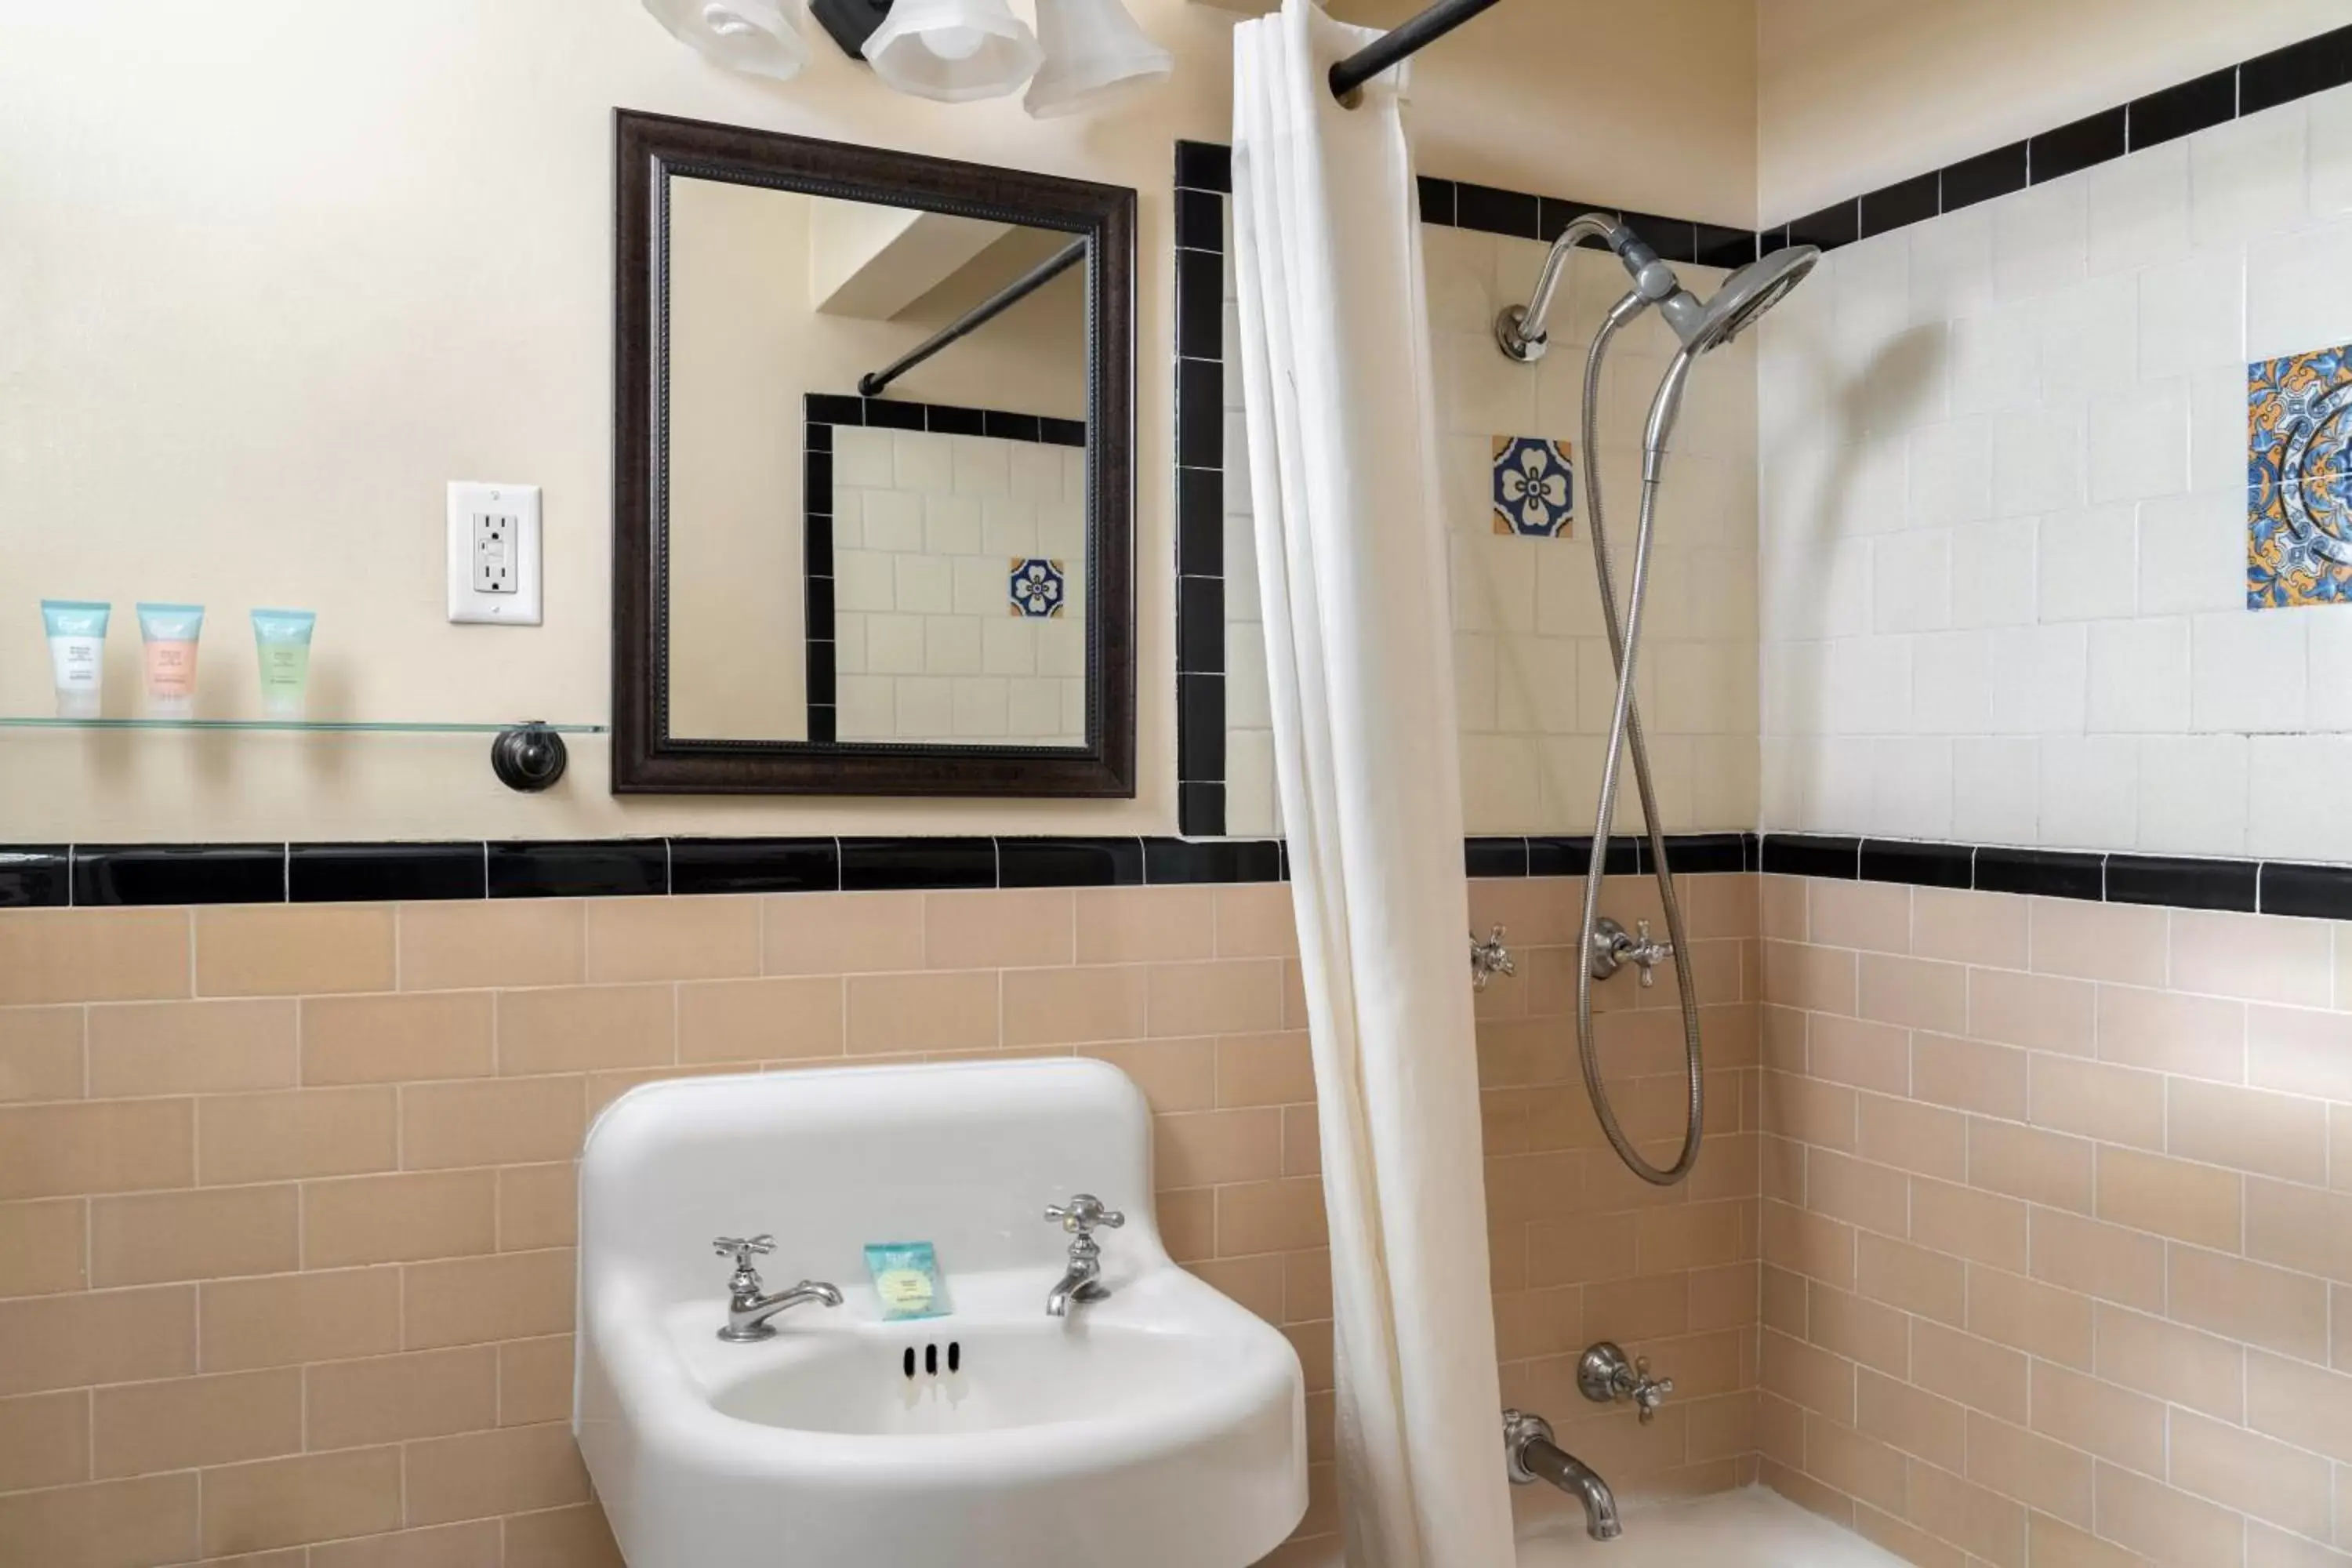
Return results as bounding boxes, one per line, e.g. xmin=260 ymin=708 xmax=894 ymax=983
xmin=1758 ymin=874 xmax=2352 ymax=1568
xmin=0 ymin=875 xmax=1759 ymax=1565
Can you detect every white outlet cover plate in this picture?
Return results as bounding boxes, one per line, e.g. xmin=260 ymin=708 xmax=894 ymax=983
xmin=446 ymin=481 xmax=543 ymax=625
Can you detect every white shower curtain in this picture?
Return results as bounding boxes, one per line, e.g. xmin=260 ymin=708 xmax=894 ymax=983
xmin=1230 ymin=5 xmax=1517 ymax=1566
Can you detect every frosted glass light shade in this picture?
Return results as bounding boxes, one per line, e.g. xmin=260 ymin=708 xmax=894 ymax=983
xmin=1025 ymin=0 xmax=1172 ymax=118
xmin=644 ymin=0 xmax=809 ymax=82
xmin=864 ymin=0 xmax=1042 ymax=103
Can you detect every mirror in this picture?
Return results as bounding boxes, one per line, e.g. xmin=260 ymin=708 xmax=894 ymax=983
xmin=614 ymin=112 xmax=1135 ymax=796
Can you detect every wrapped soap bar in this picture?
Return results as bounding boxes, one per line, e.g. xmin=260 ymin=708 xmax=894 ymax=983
xmin=864 ymin=1241 xmax=948 ymax=1320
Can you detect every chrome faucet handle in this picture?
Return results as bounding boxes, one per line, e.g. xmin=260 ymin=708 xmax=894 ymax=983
xmin=713 ymin=1235 xmax=775 ymax=1298
xmin=1629 ymin=1359 xmax=1675 ymax=1421
xmin=1469 ymin=925 xmax=1515 ymax=992
xmin=1044 ymin=1195 xmax=1125 ymax=1236
xmin=1577 ymin=1341 xmax=1672 ymax=1423
xmin=713 ymin=1235 xmax=776 ymax=1267
xmin=1635 ymin=920 xmax=1662 ymax=988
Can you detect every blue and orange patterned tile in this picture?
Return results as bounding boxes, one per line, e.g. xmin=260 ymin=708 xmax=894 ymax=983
xmin=2250 ymin=470 xmax=2352 ymax=608
xmin=1008 ymin=557 xmax=1066 ymax=618
xmin=2249 ymin=343 xmax=2352 ymax=609
xmin=1493 ymin=436 xmax=1574 ymax=537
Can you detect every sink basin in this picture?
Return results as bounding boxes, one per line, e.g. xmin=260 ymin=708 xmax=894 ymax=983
xmin=575 ymin=1058 xmax=1308 ymax=1568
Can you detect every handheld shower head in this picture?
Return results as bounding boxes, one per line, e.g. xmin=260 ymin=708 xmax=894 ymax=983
xmin=1655 ymin=245 xmax=1819 ymax=356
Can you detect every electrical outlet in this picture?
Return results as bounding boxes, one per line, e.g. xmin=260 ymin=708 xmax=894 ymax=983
xmin=447 ymin=482 xmax=542 ymax=625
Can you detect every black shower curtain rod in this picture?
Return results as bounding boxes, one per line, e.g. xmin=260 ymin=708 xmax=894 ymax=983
xmin=1328 ymin=0 xmax=1509 ymax=104
xmin=858 ymin=238 xmax=1089 ymax=400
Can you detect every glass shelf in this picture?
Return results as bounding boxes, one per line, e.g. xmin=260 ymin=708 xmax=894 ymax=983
xmin=0 ymin=717 xmax=606 ymax=735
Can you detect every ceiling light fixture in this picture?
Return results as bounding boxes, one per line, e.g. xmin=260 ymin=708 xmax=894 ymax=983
xmin=1023 ymin=0 xmax=1173 ymax=118
xmin=862 ymin=0 xmax=1043 ymax=102
xmin=642 ymin=0 xmax=810 ymax=80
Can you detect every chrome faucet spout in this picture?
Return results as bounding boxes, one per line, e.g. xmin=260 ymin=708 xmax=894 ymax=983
xmin=1042 ymin=1193 xmax=1123 ymax=1318
xmin=1046 ymin=1256 xmax=1108 ymax=1319
xmin=1504 ymin=1410 xmax=1623 ymax=1542
xmin=723 ymin=1279 xmax=844 ymax=1341
xmin=713 ymin=1234 xmax=842 ymax=1343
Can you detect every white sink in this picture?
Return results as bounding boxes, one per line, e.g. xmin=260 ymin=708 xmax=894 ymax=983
xmin=575 ymin=1058 xmax=1308 ymax=1568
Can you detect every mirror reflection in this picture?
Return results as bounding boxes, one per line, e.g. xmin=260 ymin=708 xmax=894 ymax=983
xmin=663 ymin=177 xmax=1091 ymax=748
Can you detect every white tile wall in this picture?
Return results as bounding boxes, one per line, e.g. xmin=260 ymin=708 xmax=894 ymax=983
xmin=1221 ymin=209 xmax=1762 ymax=837
xmin=832 ymin=425 xmax=1085 ymax=744
xmin=1760 ymin=82 xmax=2352 ymax=858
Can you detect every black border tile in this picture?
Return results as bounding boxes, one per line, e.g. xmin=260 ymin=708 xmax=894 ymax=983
xmin=862 ymin=397 xmax=925 ymax=431
xmin=1174 ymin=140 xmax=1231 ymax=195
xmin=983 ymin=410 xmax=1042 ymax=445
xmin=1465 ymin=837 xmax=1530 ymax=879
xmin=2106 ymin=853 xmax=2256 ymax=913
xmin=924 ymin=402 xmax=986 ymax=437
xmin=1693 ymin=223 xmax=1759 ymax=271
xmin=1528 ymin=836 xmax=1639 ymax=878
xmin=74 ymin=844 xmax=284 ymax=907
xmin=2240 ymin=23 xmax=2352 ymax=117
xmin=1178 ymin=782 xmax=1226 ymax=840
xmin=1039 ymin=417 xmax=1087 ymax=448
xmin=1178 ymin=672 xmax=1226 ymax=782
xmin=2030 ymin=107 xmax=2127 ymax=184
xmin=1973 ymin=846 xmax=2103 ymax=902
xmin=1178 ymin=576 xmax=1225 ymax=677
xmin=1759 ymin=834 xmax=1860 ymax=880
xmin=0 ymin=847 xmax=71 ymax=909
xmin=1417 ymin=176 xmax=1457 ymax=227
xmin=1860 ymin=172 xmax=1940 ymax=238
xmin=840 ymin=837 xmax=995 ymax=892
xmin=998 ymin=838 xmax=1145 ymax=888
xmin=1145 ymin=837 xmax=1282 ymax=884
xmin=1176 ymin=358 xmax=1222 ymax=470
xmin=1175 ymin=187 xmax=1224 ymax=253
xmin=670 ymin=838 xmax=837 ymax=896
xmin=1786 ymin=200 xmax=1860 ymax=253
xmin=1454 ymin=182 xmax=1540 ymax=240
xmin=1860 ymin=840 xmax=1971 ymax=889
xmin=1940 ymin=140 xmax=2030 ymax=212
xmin=488 ymin=840 xmax=666 ymax=898
xmin=2129 ymin=67 xmax=2238 ymax=151
xmin=805 ymin=392 xmax=862 ymax=426
xmin=1666 ymin=833 xmax=1755 ymax=877
xmin=291 ymin=843 xmax=484 ymax=903
xmin=1177 ymin=468 xmax=1222 ymax=579
xmin=2259 ymin=859 xmax=2352 ymax=920
xmin=1176 ymin=246 xmax=1223 ymax=361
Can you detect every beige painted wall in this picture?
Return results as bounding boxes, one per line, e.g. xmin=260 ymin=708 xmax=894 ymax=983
xmin=1759 ymin=0 xmax=2350 ymax=222
xmin=0 ymin=0 xmax=1756 ymax=842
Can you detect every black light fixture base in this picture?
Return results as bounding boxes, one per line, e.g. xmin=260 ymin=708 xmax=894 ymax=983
xmin=811 ymin=0 xmax=891 ymax=60
xmin=491 ymin=724 xmax=568 ymax=793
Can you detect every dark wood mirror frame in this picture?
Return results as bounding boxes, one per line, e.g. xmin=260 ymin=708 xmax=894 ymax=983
xmin=612 ymin=109 xmax=1136 ymax=797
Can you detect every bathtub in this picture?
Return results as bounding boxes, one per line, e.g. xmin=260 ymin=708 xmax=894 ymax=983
xmin=1514 ymin=1487 xmax=1907 ymax=1566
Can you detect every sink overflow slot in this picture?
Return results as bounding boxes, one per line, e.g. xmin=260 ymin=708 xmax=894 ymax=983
xmin=899 ymin=1341 xmax=964 ymax=1381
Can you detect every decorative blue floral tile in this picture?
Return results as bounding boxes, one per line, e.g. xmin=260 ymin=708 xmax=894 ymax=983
xmin=1008 ymin=557 xmax=1066 ymax=618
xmin=1493 ymin=436 xmax=1574 ymax=537
xmin=2249 ymin=343 xmax=2352 ymax=609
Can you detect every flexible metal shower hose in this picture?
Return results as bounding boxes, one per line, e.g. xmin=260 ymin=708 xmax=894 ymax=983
xmin=1571 ymin=310 xmax=1706 ymax=1187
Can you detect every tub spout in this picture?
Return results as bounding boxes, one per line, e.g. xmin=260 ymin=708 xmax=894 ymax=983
xmin=1503 ymin=1409 xmax=1623 ymax=1542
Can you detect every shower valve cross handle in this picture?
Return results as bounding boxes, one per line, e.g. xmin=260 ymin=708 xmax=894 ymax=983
xmin=1577 ymin=1341 xmax=1673 ymax=1423
xmin=1469 ymin=925 xmax=1515 ymax=991
xmin=1590 ymin=916 xmax=1673 ymax=988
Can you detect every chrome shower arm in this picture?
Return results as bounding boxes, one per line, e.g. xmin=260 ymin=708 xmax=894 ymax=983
xmin=1497 ymin=213 xmax=1661 ymax=362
